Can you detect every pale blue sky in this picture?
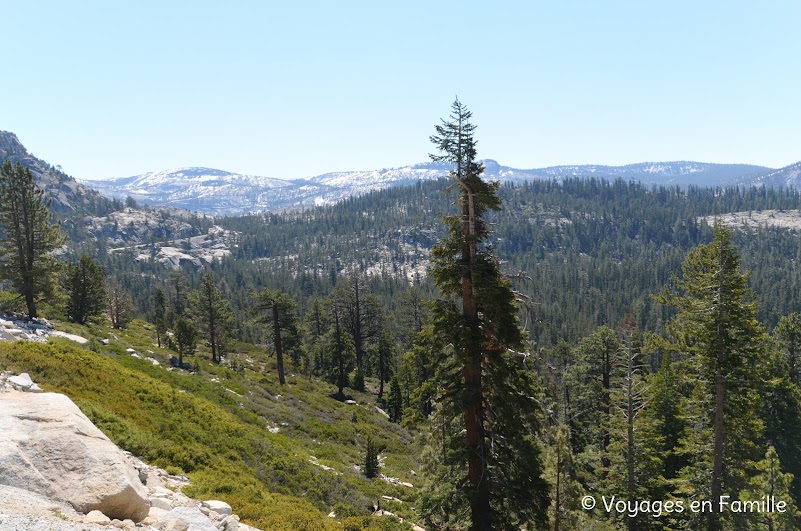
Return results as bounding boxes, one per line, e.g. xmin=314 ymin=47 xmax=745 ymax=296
xmin=3 ymin=1 xmax=799 ymax=180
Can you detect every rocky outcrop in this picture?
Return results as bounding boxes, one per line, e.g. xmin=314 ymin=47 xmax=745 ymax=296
xmin=83 ymin=207 xmax=197 ymax=248
xmin=0 ymin=312 xmax=89 ymax=344
xmin=0 ymin=391 xmax=150 ymax=521
xmin=0 ymin=313 xmax=50 ymax=343
xmin=0 ymin=373 xmax=262 ymax=530
xmin=0 ymin=130 xmax=112 ymax=214
xmin=5 ymin=373 xmax=43 ymax=393
xmin=155 ymin=507 xmax=219 ymax=531
xmin=81 ymin=211 xmax=237 ymax=271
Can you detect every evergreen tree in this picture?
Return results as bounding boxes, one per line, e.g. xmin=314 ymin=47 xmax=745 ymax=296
xmin=364 ymin=437 xmax=382 ymax=479
xmin=174 ymin=316 xmax=197 ymax=368
xmin=304 ymin=297 xmax=330 ymax=380
xmin=421 ymin=99 xmax=549 ymax=530
xmin=66 ymin=254 xmax=106 ymax=325
xmin=656 ymin=222 xmax=765 ymax=530
xmin=605 ymin=323 xmax=668 ymax=531
xmin=326 ymin=301 xmax=355 ymax=398
xmin=395 ymin=286 xmax=427 ymax=349
xmin=774 ymin=313 xmax=801 ymax=385
xmin=352 ymin=367 xmax=365 ymax=395
xmin=375 ymin=331 xmax=393 ymax=400
xmin=404 ymin=324 xmax=442 ymax=420
xmin=0 ymin=160 xmax=64 ymax=318
xmin=333 ymin=273 xmax=380 ymax=389
xmin=544 ymin=424 xmax=583 ymax=531
xmin=107 ymin=281 xmax=135 ymax=329
xmin=386 ymin=375 xmax=403 ymax=423
xmin=151 ymin=287 xmax=168 ymax=348
xmin=254 ymin=288 xmax=300 ymax=385
xmin=188 ymin=274 xmax=234 ymax=363
xmin=167 ymin=271 xmax=188 ymax=323
xmin=645 ymin=348 xmax=689 ymax=486
xmin=566 ymin=326 xmax=620 ymax=471
xmin=743 ymin=446 xmax=801 ymax=531
xmin=760 ymin=327 xmax=801 ymax=508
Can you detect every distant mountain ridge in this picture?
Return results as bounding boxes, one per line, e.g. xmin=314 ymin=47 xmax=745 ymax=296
xmin=84 ymin=160 xmax=774 ymax=216
xmin=4 ymin=129 xmax=796 ymax=216
xmin=514 ymin=161 xmax=772 ymax=186
xmin=736 ymin=161 xmax=801 ymax=189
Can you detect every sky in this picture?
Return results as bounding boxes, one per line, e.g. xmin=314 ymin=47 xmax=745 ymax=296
xmin=3 ymin=1 xmax=800 ymax=181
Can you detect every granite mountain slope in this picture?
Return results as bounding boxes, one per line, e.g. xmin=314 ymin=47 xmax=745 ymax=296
xmin=0 ymin=131 xmax=113 ymax=215
xmin=736 ymin=160 xmax=801 ymax=189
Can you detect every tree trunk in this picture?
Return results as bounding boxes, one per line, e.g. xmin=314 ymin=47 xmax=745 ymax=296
xmin=555 ymin=440 xmax=562 ymax=531
xmin=25 ymin=288 xmax=36 ymax=318
xmin=378 ymin=347 xmax=385 ymax=399
xmin=273 ymin=304 xmax=286 ymax=385
xmin=207 ymin=289 xmax=218 ymax=363
xmin=24 ymin=206 xmax=38 ymax=319
xmin=351 ymin=278 xmax=364 ymax=373
xmin=602 ymin=348 xmax=611 ymax=471
xmin=710 ymin=268 xmax=726 ymax=530
xmin=460 ymin=176 xmax=489 ymax=528
xmin=465 ymin=354 xmax=489 ymax=529
xmin=711 ymin=363 xmax=725 ymax=505
xmin=335 ymin=312 xmax=345 ymax=395
xmin=627 ymin=341 xmax=636 ymax=531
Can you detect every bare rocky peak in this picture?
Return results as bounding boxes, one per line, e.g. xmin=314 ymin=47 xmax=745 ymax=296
xmin=0 ymin=130 xmax=27 ymax=154
xmin=0 ymin=131 xmax=110 ymax=214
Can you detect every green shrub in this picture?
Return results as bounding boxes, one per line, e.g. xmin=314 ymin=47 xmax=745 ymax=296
xmin=0 ymin=334 xmax=421 ymax=529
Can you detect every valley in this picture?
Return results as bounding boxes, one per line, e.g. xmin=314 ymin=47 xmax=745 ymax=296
xmin=3 ymin=128 xmax=801 ymax=530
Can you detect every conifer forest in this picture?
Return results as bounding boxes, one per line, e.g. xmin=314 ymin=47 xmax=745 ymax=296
xmin=3 ymin=100 xmax=801 ymax=531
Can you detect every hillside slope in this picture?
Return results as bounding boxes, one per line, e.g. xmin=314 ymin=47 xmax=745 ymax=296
xmin=0 ymin=131 xmax=115 ymax=215
xmin=0 ymin=324 xmax=422 ymax=531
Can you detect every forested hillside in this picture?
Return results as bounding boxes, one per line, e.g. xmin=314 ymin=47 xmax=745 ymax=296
xmin=94 ymin=177 xmax=801 ymax=346
xmin=5 ymin=144 xmax=801 ymax=529
xmin=56 ymin=174 xmax=801 ymax=529
xmin=5 ymin=1 xmax=800 ymax=528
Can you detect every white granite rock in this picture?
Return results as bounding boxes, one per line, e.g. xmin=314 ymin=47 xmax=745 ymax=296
xmin=201 ymin=499 xmax=232 ymax=516
xmin=8 ymin=373 xmax=33 ymax=390
xmin=0 ymin=391 xmax=150 ymax=522
xmin=85 ymin=510 xmax=111 ymax=524
xmin=155 ymin=506 xmax=218 ymax=531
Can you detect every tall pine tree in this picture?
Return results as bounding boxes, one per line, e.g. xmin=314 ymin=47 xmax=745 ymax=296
xmin=173 ymin=316 xmax=197 ymax=368
xmin=326 ymin=300 xmax=355 ymax=398
xmin=656 ymin=222 xmax=765 ymax=530
xmin=0 ymin=161 xmax=64 ymax=318
xmin=774 ymin=313 xmax=801 ymax=385
xmin=254 ymin=289 xmax=300 ymax=385
xmin=421 ymin=99 xmax=549 ymax=530
xmin=107 ymin=281 xmax=135 ymax=329
xmin=333 ymin=273 xmax=380 ymax=390
xmin=188 ymin=274 xmax=234 ymax=363
xmin=151 ymin=287 xmax=168 ymax=348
